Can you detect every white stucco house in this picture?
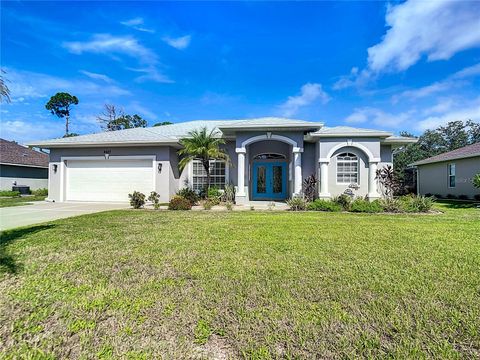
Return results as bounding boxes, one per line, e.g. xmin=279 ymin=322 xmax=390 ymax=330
xmin=28 ymin=118 xmax=416 ymax=204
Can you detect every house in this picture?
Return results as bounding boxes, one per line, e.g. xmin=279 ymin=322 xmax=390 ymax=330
xmin=27 ymin=118 xmax=416 ymax=203
xmin=412 ymin=142 xmax=480 ymax=199
xmin=0 ymin=138 xmax=49 ymax=191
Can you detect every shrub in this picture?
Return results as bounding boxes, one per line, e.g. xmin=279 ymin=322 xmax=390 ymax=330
xmin=221 ymin=184 xmax=236 ymax=203
xmin=458 ymin=194 xmax=469 ymax=200
xmin=350 ymin=198 xmax=383 ymax=213
xmin=302 ymin=174 xmax=318 ymax=202
xmin=446 ymin=194 xmax=457 ymax=199
xmin=474 ymin=194 xmax=480 ymax=201
xmin=225 ymin=201 xmax=233 ymax=211
xmin=434 ymin=194 xmax=442 ymax=199
xmin=250 ymin=206 xmax=255 ymax=211
xmin=332 ymin=194 xmax=352 ymax=211
xmin=380 ymin=197 xmax=402 ymax=213
xmin=425 ymin=193 xmax=433 ymax=197
xmin=148 ymin=191 xmax=161 ymax=209
xmin=32 ymin=188 xmax=48 ymax=196
xmin=128 ymin=191 xmax=146 ymax=209
xmin=400 ymin=195 xmax=434 ymax=213
xmin=203 ymin=200 xmax=214 ymax=210
xmin=168 ymin=195 xmax=192 ymax=210
xmin=0 ymin=190 xmax=20 ymax=197
xmin=176 ymin=188 xmax=199 ymax=206
xmin=307 ymin=199 xmax=342 ymax=212
xmin=287 ymin=197 xmax=308 ymax=211
xmin=207 ymin=186 xmax=221 ymax=205
xmin=473 ymin=173 xmax=480 ymax=189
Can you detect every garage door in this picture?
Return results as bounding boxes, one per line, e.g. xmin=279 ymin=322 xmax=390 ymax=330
xmin=66 ymin=159 xmax=154 ymax=202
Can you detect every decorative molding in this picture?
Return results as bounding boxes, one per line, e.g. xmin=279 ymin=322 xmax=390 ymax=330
xmin=324 ymin=141 xmax=377 ymax=162
xmin=292 ymin=147 xmax=304 ymax=153
xmin=240 ymin=134 xmax=298 ymax=148
xmin=235 ymin=147 xmax=246 ymax=154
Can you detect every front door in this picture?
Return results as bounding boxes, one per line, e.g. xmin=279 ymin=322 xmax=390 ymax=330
xmin=252 ymin=162 xmax=287 ymax=200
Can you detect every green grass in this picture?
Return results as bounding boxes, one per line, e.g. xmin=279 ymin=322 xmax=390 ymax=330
xmin=0 ymin=195 xmax=46 ymax=208
xmin=1 ymin=203 xmax=479 ymax=358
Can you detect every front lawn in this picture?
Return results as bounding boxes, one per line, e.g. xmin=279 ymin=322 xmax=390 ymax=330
xmin=1 ymin=203 xmax=479 ymax=358
xmin=0 ymin=195 xmax=46 ymax=208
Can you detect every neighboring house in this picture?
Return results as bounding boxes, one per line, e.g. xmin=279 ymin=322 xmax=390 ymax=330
xmin=28 ymin=118 xmax=416 ymax=203
xmin=0 ymin=138 xmax=49 ymax=190
xmin=412 ymin=142 xmax=480 ymax=199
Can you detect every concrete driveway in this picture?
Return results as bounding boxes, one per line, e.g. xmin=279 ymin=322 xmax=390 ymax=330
xmin=0 ymin=201 xmax=129 ymax=231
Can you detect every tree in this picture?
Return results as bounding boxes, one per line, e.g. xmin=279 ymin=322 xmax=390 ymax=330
xmin=178 ymin=127 xmax=230 ymax=190
xmin=0 ymin=70 xmax=11 ymax=103
xmin=153 ymin=121 xmax=173 ymax=126
xmin=96 ymin=104 xmax=147 ymax=131
xmin=45 ymin=92 xmax=79 ymax=136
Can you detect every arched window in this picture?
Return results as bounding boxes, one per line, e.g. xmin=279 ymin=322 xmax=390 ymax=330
xmin=253 ymin=153 xmax=286 ymax=160
xmin=336 ymin=152 xmax=358 ymax=184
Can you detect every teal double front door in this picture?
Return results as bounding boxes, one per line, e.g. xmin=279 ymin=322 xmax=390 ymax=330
xmin=252 ymin=161 xmax=287 ymax=200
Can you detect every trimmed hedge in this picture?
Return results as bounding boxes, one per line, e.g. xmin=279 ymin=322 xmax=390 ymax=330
xmin=350 ymin=199 xmax=383 ymax=213
xmin=168 ymin=196 xmax=192 ymax=210
xmin=307 ymin=199 xmax=342 ymax=212
xmin=0 ymin=190 xmax=21 ymax=197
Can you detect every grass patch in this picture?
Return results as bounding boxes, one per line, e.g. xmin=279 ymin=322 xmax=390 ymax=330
xmin=0 ymin=195 xmax=46 ymax=208
xmin=0 ymin=203 xmax=479 ymax=358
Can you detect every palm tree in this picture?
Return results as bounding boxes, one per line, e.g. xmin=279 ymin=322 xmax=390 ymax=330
xmin=0 ymin=70 xmax=11 ymax=103
xmin=178 ymin=127 xmax=230 ymax=190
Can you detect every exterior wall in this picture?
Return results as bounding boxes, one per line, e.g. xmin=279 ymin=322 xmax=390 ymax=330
xmin=48 ymin=146 xmax=173 ymax=202
xmin=0 ymin=164 xmax=48 ymax=190
xmin=417 ymin=157 xmax=480 ymax=198
xmin=327 ymin=146 xmax=369 ymax=197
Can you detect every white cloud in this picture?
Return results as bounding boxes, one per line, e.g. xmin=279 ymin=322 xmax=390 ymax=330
xmin=162 ymin=35 xmax=191 ymax=50
xmin=333 ymin=67 xmax=359 ymax=90
xmin=422 ymin=98 xmax=456 ymax=116
xmin=279 ymin=83 xmax=330 ymax=117
xmin=367 ymin=1 xmax=480 ymax=73
xmin=63 ymin=34 xmax=171 ymax=83
xmin=345 ymin=107 xmax=412 ymax=128
xmin=5 ymin=68 xmax=130 ymax=100
xmin=0 ymin=119 xmax=63 ymax=143
xmin=79 ymin=70 xmax=114 ymax=83
xmin=127 ymin=101 xmax=157 ymax=121
xmin=391 ymin=62 xmax=480 ymax=103
xmin=120 ymin=17 xmax=155 ymax=33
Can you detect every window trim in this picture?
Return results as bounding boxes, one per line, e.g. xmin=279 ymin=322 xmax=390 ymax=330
xmin=448 ymin=163 xmax=456 ymax=188
xmin=188 ymin=159 xmax=229 ymax=191
xmin=336 ymin=152 xmax=359 ymax=185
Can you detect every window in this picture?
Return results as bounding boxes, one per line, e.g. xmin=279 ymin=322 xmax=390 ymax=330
xmin=336 ymin=152 xmax=358 ymax=184
xmin=448 ymin=163 xmax=456 ymax=188
xmin=192 ymin=160 xmax=226 ymax=191
xmin=253 ymin=153 xmax=286 ymax=160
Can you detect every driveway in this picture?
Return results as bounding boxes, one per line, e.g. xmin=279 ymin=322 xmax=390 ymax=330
xmin=0 ymin=201 xmax=129 ymax=231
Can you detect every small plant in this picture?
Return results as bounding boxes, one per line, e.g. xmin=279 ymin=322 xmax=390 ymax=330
xmin=32 ymin=188 xmax=48 ymax=196
xmin=267 ymin=202 xmax=275 ymax=211
xmin=250 ymin=205 xmax=255 ymax=211
xmin=0 ymin=190 xmax=21 ymax=197
xmin=332 ymin=194 xmax=352 ymax=211
xmin=287 ymin=197 xmax=308 ymax=211
xmin=128 ymin=191 xmax=146 ymax=209
xmin=168 ymin=195 xmax=192 ymax=210
xmin=380 ymin=197 xmax=402 ymax=213
xmin=350 ymin=198 xmax=383 ymax=213
xmin=458 ymin=194 xmax=469 ymax=200
xmin=376 ymin=165 xmax=401 ymax=198
xmin=176 ymin=188 xmax=199 ymax=206
xmin=473 ymin=173 xmax=480 ymax=189
xmin=307 ymin=199 xmax=342 ymax=212
xmin=302 ymin=174 xmax=318 ymax=202
xmin=225 ymin=201 xmax=233 ymax=211
xmin=207 ymin=186 xmax=221 ymax=205
xmin=203 ymin=200 xmax=214 ymax=210
xmin=400 ymin=195 xmax=434 ymax=213
xmin=148 ymin=191 xmax=161 ymax=209
xmin=434 ymin=194 xmax=442 ymax=199
xmin=221 ymin=183 xmax=236 ymax=203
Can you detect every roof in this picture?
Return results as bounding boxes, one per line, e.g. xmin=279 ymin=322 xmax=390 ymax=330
xmin=412 ymin=142 xmax=480 ymax=166
xmin=27 ymin=117 xmax=324 ymax=148
xmin=27 ymin=117 xmax=416 ymax=148
xmin=0 ymin=139 xmax=49 ymax=168
xmin=309 ymin=126 xmax=393 ymax=138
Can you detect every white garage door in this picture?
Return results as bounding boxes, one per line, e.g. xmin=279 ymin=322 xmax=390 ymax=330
xmin=66 ymin=159 xmax=154 ymax=202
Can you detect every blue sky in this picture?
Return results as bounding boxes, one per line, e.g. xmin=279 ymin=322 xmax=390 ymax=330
xmin=1 ymin=1 xmax=480 ymax=143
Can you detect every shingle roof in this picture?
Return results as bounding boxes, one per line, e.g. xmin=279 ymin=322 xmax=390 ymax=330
xmin=309 ymin=126 xmax=393 ymax=137
xmin=412 ymin=142 xmax=480 ymax=166
xmin=0 ymin=139 xmax=49 ymax=168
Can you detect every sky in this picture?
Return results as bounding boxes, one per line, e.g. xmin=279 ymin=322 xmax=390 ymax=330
xmin=1 ymin=0 xmax=480 ymax=143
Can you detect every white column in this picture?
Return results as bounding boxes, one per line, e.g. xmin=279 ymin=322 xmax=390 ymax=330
xmin=236 ymin=147 xmax=246 ymax=197
xmin=368 ymin=161 xmax=380 ymax=200
xmin=293 ymin=147 xmax=303 ymax=196
xmin=319 ymin=161 xmax=331 ymax=199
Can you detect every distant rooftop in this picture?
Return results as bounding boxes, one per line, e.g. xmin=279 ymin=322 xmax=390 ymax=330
xmin=412 ymin=142 xmax=480 ymax=166
xmin=0 ymin=138 xmax=49 ymax=168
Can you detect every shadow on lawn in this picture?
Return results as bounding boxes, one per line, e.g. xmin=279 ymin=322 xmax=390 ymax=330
xmin=0 ymin=224 xmax=55 ymax=275
xmin=436 ymin=200 xmax=479 ymax=209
